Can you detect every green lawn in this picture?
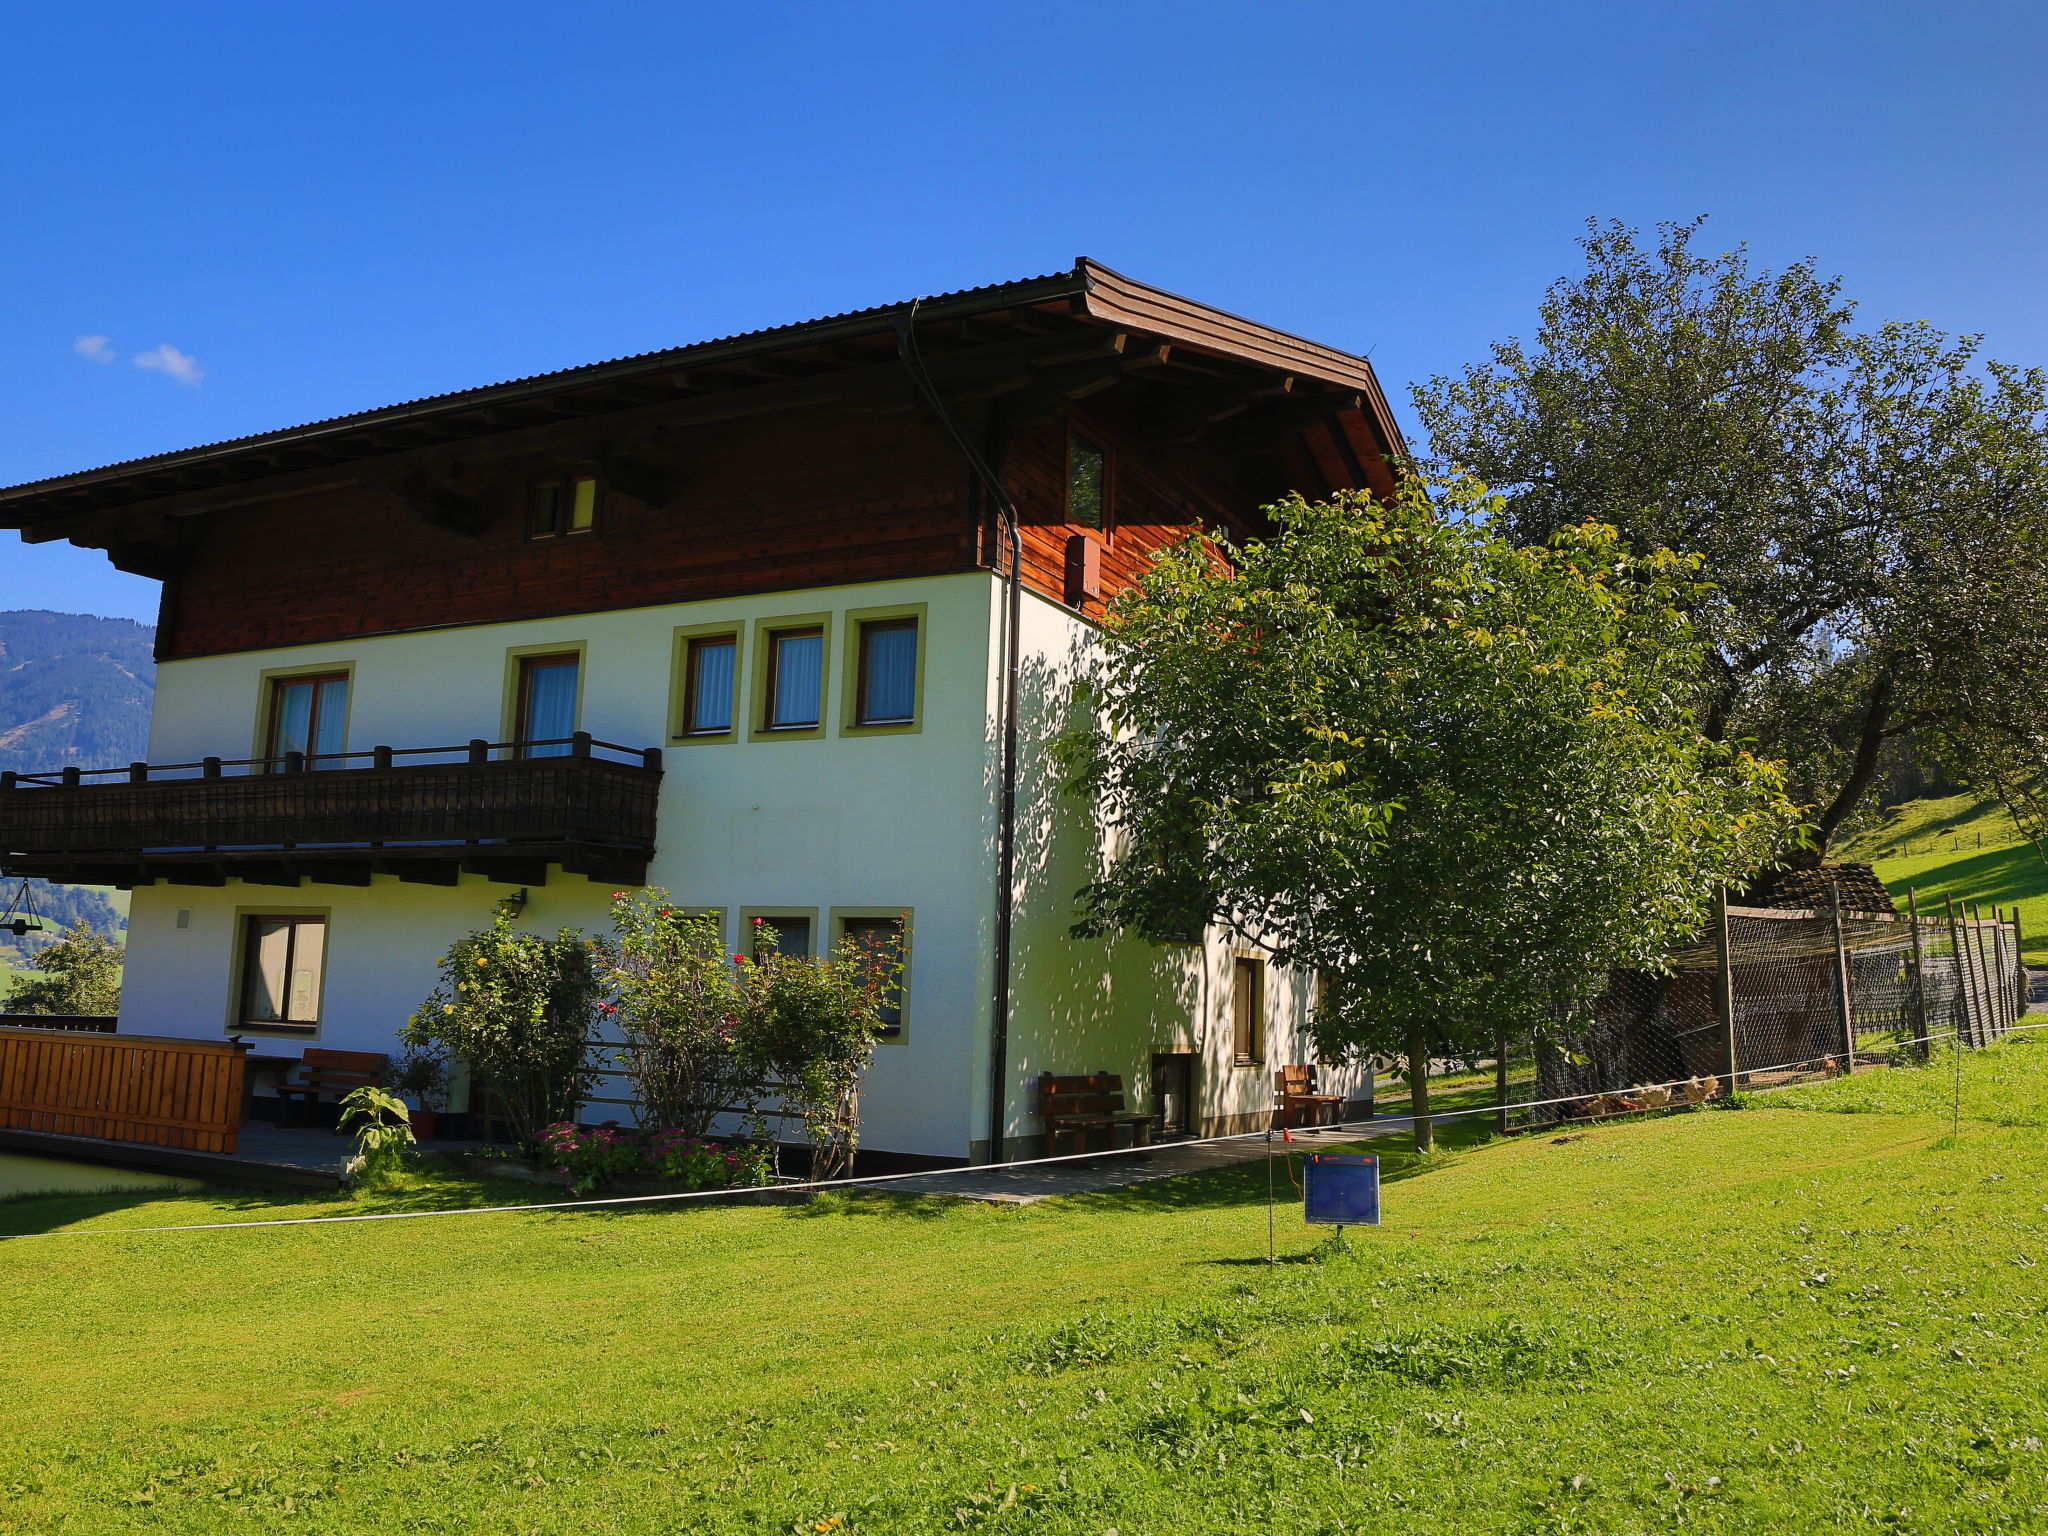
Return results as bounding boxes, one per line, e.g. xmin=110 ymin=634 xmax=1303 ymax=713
xmin=7 ymin=1048 xmax=2048 ymax=1532
xmin=1841 ymin=791 xmax=2048 ymax=963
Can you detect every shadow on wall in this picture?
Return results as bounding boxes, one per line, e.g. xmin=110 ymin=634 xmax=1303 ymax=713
xmin=994 ymin=634 xmax=1211 ymax=1153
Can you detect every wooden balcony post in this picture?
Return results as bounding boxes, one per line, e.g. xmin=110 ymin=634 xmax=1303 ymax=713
xmin=468 ymin=739 xmax=489 ymax=765
xmin=571 ymin=731 xmax=592 ymax=759
xmin=203 ymin=756 xmax=222 ymax=779
xmin=61 ymin=766 xmax=80 ymax=787
xmin=0 ymin=772 xmax=14 ymax=791
xmin=640 ymin=746 xmax=664 ymax=771
xmin=129 ymin=761 xmax=148 ymax=784
xmin=372 ymin=745 xmax=393 ymax=770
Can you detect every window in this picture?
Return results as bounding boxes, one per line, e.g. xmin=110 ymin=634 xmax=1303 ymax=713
xmin=266 ymin=673 xmax=348 ymax=768
xmin=516 ymin=653 xmax=580 ymax=757
xmin=1232 ymin=957 xmax=1265 ymax=1066
xmin=751 ymin=914 xmax=813 ymax=959
xmin=855 ymin=618 xmax=918 ymax=726
xmin=840 ymin=915 xmax=906 ymax=1037
xmin=680 ymin=634 xmax=738 ymax=736
xmin=240 ymin=915 xmax=326 ymax=1032
xmin=1067 ymin=429 xmax=1107 ymax=531
xmin=764 ymin=627 xmax=824 ymax=730
xmin=530 ymin=475 xmax=599 ymax=539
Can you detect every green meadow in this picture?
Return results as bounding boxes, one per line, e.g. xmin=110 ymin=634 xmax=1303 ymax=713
xmin=5 ymin=1044 xmax=2048 ymax=1532
xmin=1845 ymin=791 xmax=2048 ymax=963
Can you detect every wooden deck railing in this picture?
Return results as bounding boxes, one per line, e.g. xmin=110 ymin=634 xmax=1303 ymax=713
xmin=0 ymin=733 xmax=663 ymax=887
xmin=0 ymin=1027 xmax=248 ymax=1153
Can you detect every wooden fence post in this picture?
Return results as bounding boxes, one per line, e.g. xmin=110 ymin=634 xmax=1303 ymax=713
xmin=1945 ymin=897 xmax=1973 ymax=1049
xmin=1715 ymin=889 xmax=1739 ymax=1091
xmin=1907 ymin=887 xmax=1930 ymax=1062
xmin=1828 ymin=888 xmax=1855 ymax=1073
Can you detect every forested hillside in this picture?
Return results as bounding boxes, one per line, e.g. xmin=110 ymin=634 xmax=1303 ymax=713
xmin=0 ymin=609 xmax=155 ymax=773
xmin=0 ymin=610 xmax=153 ymax=971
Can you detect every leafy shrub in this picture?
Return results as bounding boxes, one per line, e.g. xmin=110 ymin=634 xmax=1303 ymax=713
xmin=403 ymin=913 xmax=601 ymax=1146
xmin=592 ymin=892 xmax=757 ymax=1139
xmin=739 ymin=916 xmax=902 ymax=1181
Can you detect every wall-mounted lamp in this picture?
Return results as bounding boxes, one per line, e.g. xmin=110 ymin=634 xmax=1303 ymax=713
xmin=497 ymin=888 xmax=529 ymax=919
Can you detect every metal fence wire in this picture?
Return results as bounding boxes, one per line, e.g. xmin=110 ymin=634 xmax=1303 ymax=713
xmin=1506 ymin=899 xmax=2027 ymax=1130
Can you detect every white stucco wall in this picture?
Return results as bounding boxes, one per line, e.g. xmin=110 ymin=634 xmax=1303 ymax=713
xmin=127 ymin=572 xmax=1002 ymax=1161
xmin=118 ymin=567 xmax=1363 ymax=1161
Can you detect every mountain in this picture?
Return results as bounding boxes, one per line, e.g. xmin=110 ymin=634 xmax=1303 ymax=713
xmin=0 ymin=611 xmax=154 ymax=975
xmin=0 ymin=609 xmax=156 ymax=775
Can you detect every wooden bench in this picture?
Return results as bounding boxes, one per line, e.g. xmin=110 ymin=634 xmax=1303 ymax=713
xmin=1038 ymin=1072 xmax=1155 ymax=1156
xmin=275 ymin=1048 xmax=387 ymax=1128
xmin=1274 ymin=1064 xmax=1345 ymax=1129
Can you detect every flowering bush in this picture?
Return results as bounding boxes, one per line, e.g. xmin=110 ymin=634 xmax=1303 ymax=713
xmin=740 ymin=917 xmax=903 ymax=1182
xmin=534 ymin=1121 xmax=773 ymax=1194
xmin=591 ymin=892 xmax=759 ymax=1139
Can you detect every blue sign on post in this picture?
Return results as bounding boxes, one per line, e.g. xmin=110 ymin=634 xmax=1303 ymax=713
xmin=1302 ymin=1152 xmax=1380 ymax=1227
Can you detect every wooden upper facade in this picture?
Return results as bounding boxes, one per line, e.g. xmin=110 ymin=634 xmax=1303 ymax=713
xmin=1 ymin=261 xmax=1404 ymax=661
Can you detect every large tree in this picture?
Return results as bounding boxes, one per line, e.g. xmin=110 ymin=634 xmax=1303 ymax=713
xmin=1060 ymin=482 xmax=1796 ymax=1147
xmin=1415 ymin=219 xmax=2048 ymax=860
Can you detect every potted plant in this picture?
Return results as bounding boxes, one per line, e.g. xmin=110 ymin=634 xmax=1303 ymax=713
xmin=388 ymin=1044 xmax=451 ymax=1140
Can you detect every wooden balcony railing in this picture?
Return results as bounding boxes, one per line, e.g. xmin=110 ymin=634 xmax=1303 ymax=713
xmin=0 ymin=734 xmax=662 ymax=888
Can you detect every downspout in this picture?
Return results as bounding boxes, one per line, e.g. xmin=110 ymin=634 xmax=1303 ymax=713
xmin=894 ymin=303 xmax=1024 ymax=1165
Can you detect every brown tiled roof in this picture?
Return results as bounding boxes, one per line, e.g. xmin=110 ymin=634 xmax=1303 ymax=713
xmin=1743 ymin=862 xmax=1898 ymax=915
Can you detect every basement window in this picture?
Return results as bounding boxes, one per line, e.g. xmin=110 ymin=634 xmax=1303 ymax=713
xmin=530 ymin=475 xmax=599 ymax=539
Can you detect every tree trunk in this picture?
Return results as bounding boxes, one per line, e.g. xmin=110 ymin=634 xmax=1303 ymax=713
xmin=1799 ymin=668 xmax=1897 ymax=865
xmin=1407 ymin=1021 xmax=1434 ymax=1153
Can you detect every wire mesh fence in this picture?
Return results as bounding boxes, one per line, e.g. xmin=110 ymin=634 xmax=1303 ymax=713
xmin=1505 ymin=898 xmax=2027 ymax=1130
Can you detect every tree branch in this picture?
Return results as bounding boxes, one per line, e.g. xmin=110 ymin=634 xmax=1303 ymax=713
xmin=1804 ymin=668 xmax=1897 ymax=861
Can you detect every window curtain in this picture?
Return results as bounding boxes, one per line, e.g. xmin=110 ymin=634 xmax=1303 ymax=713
xmin=772 ymin=634 xmax=823 ymax=726
xmin=863 ymin=625 xmax=917 ymax=721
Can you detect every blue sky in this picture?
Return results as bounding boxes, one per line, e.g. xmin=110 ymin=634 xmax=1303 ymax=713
xmin=4 ymin=0 xmax=2042 ymax=625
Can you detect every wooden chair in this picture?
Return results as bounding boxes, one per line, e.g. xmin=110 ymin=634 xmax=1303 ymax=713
xmin=1038 ymin=1072 xmax=1156 ymax=1156
xmin=275 ymin=1048 xmax=387 ymax=1128
xmin=1274 ymin=1064 xmax=1345 ymax=1129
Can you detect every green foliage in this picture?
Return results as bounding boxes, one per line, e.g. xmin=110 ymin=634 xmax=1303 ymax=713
xmin=336 ymin=1085 xmax=415 ymax=1183
xmin=3 ymin=921 xmax=123 ymax=1015
xmin=402 ymin=913 xmax=602 ymax=1146
xmin=1060 ymin=479 xmax=1798 ymax=1068
xmin=739 ymin=917 xmax=902 ymax=1180
xmin=532 ymin=1122 xmax=773 ymax=1194
xmin=1415 ymin=218 xmax=2048 ymax=857
xmin=592 ymin=890 xmax=756 ymax=1138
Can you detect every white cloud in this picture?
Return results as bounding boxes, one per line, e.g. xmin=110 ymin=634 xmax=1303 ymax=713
xmin=72 ymin=334 xmax=115 ymax=364
xmin=132 ymin=342 xmax=204 ymax=387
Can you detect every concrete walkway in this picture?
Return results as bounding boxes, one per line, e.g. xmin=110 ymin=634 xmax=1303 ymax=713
xmin=880 ymin=1116 xmax=1417 ymax=1204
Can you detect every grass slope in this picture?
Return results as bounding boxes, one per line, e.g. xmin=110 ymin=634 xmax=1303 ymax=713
xmin=6 ymin=1049 xmax=2048 ymax=1533
xmin=1843 ymin=791 xmax=2048 ymax=963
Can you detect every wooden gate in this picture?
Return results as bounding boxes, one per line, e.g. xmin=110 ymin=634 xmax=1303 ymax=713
xmin=0 ymin=1028 xmax=248 ymax=1153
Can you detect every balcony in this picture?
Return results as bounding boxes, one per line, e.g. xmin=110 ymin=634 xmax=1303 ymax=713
xmin=0 ymin=735 xmax=662 ymax=889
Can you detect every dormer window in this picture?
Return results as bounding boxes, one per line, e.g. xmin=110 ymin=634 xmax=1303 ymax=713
xmin=1066 ymin=429 xmax=1107 ymax=531
xmin=530 ymin=475 xmax=598 ymax=539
